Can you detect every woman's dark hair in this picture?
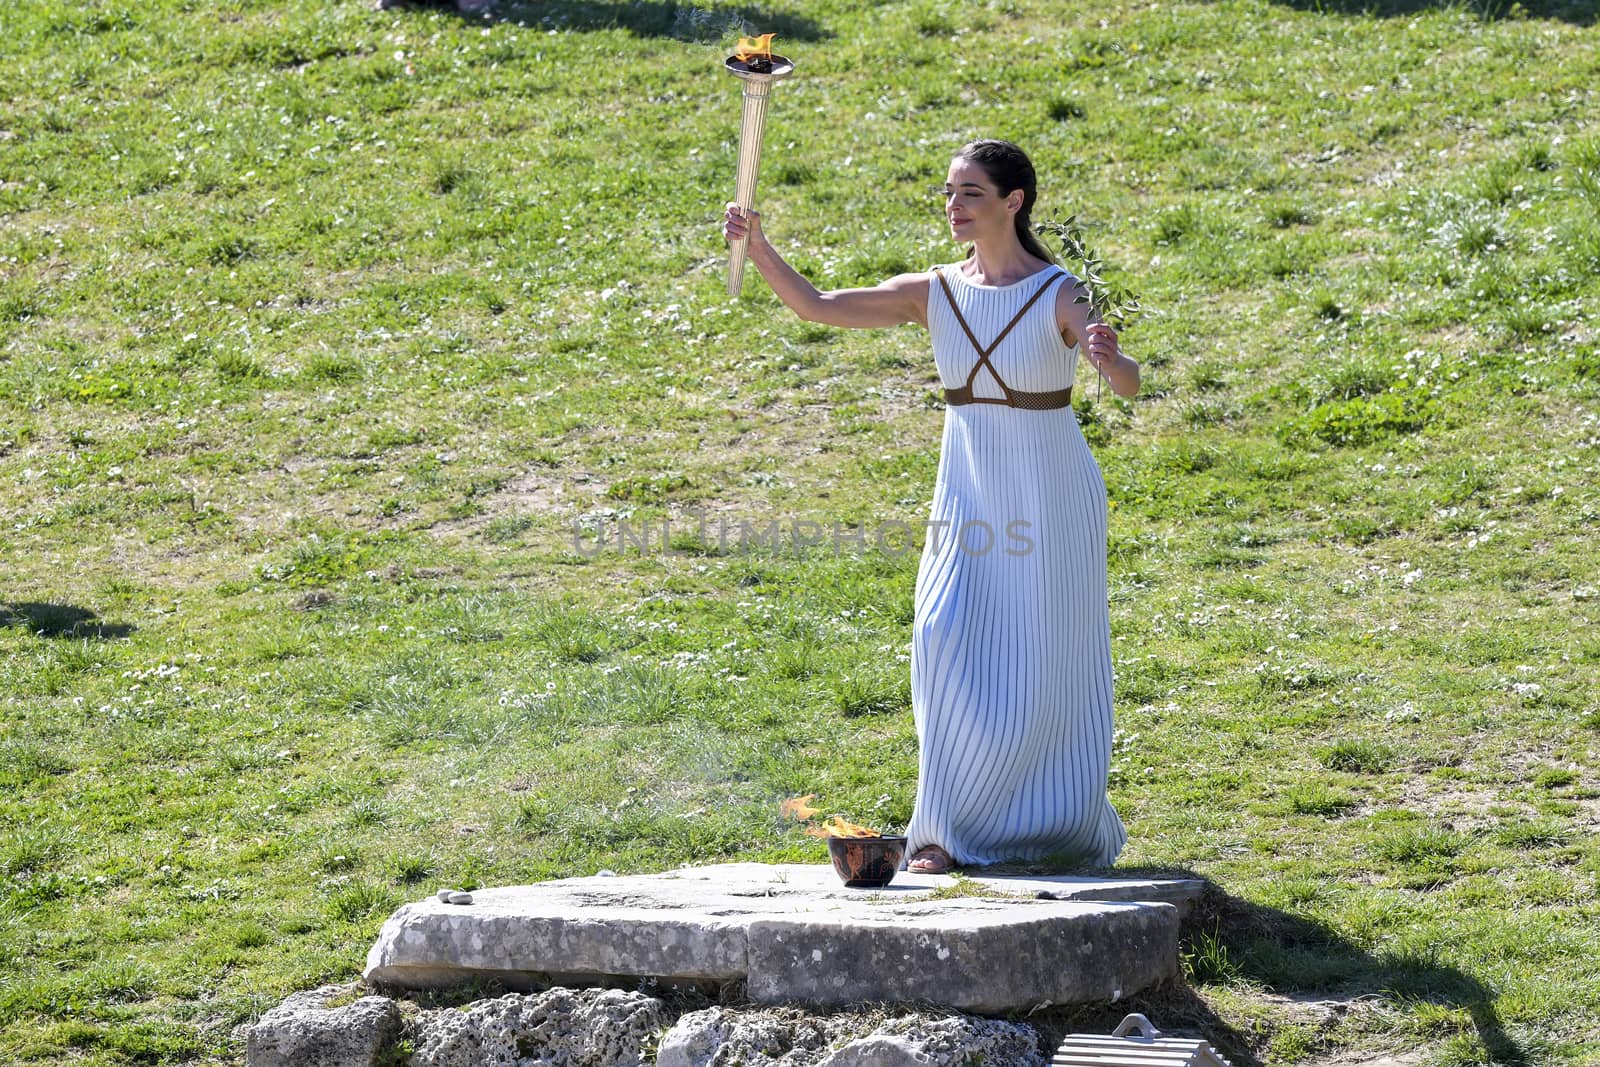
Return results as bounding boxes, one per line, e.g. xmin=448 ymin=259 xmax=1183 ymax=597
xmin=956 ymin=139 xmax=1057 ymax=264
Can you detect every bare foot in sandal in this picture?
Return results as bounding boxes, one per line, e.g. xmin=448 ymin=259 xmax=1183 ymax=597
xmin=907 ymin=846 xmax=955 ymax=874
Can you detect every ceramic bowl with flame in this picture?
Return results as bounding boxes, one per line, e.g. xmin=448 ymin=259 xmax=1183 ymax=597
xmin=826 ymin=834 xmax=907 ymax=888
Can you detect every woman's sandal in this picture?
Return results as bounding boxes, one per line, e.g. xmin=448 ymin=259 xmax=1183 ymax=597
xmin=907 ymin=846 xmax=955 ymax=875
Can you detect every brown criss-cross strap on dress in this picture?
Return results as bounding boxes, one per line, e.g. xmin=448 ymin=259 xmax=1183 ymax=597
xmin=931 ymin=266 xmax=1074 ymax=410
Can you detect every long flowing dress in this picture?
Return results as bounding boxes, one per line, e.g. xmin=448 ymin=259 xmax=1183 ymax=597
xmin=904 ymin=261 xmax=1127 ymax=868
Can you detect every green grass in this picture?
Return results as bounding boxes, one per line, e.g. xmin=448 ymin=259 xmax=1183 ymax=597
xmin=4 ymin=0 xmax=1600 ymax=1064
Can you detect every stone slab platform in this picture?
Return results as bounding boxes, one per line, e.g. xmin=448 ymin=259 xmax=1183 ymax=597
xmin=365 ymin=864 xmax=1203 ymax=1013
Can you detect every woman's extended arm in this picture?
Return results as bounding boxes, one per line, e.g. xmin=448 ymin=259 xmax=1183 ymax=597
xmin=724 ymin=204 xmax=927 ymax=329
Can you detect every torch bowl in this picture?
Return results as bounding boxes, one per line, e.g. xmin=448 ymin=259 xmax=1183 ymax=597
xmin=826 ymin=835 xmax=907 ymax=889
xmin=724 ymin=53 xmax=795 ymax=81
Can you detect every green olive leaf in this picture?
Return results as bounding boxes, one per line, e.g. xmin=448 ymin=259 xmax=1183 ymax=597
xmin=1034 ymin=217 xmax=1147 ymax=331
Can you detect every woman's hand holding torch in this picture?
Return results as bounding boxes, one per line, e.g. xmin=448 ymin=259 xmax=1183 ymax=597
xmin=723 ymin=203 xmax=763 ymax=249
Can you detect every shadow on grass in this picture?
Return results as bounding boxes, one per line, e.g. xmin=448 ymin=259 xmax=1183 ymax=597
xmin=0 ymin=602 xmax=135 ymax=639
xmin=1254 ymin=0 xmax=1595 ymax=25
xmin=1027 ymin=866 xmax=1526 ymax=1067
xmin=381 ymin=0 xmax=831 ymax=41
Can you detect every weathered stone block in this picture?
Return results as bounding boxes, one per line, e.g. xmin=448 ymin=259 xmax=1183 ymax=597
xmin=246 ymin=983 xmax=401 ymax=1067
xmin=746 ymin=899 xmax=1178 ymax=1013
xmin=407 ymin=987 xmax=664 ymax=1067
xmin=655 ymin=1007 xmax=837 ymax=1067
xmin=364 ymin=863 xmax=1196 ymax=1013
xmin=819 ymin=1016 xmax=1044 ymax=1067
xmin=655 ymin=1007 xmax=1044 ymax=1067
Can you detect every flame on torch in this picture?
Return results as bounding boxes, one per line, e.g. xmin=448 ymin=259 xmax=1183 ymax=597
xmin=733 ymin=33 xmax=776 ymax=64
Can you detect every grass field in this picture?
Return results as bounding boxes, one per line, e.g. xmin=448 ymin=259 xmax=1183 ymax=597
xmin=3 ymin=0 xmax=1600 ymax=1063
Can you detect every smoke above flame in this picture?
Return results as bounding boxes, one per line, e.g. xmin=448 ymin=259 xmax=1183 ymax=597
xmin=779 ymin=794 xmax=820 ymax=821
xmin=733 ymin=33 xmax=776 ymax=64
xmin=780 ymin=794 xmax=882 ymax=838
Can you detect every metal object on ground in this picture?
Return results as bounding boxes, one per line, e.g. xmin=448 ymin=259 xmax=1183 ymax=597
xmin=724 ymin=44 xmax=794 ymax=297
xmin=1052 ymin=1013 xmax=1234 ymax=1066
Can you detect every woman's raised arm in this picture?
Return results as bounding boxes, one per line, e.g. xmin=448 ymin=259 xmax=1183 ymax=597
xmin=724 ymin=204 xmax=927 ymax=329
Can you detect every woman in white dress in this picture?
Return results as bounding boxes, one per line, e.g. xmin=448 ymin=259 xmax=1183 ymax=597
xmin=723 ymin=140 xmax=1140 ymax=874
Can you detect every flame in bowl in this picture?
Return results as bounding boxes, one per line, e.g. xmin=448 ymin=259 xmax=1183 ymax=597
xmin=780 ymin=794 xmax=883 ymax=838
xmin=805 ymin=816 xmax=881 ymax=839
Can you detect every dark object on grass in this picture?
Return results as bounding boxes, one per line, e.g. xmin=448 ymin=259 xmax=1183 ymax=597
xmin=827 ymin=835 xmax=907 ymax=888
xmin=0 ymin=602 xmax=134 ymax=639
xmin=375 ymin=0 xmax=493 ymax=14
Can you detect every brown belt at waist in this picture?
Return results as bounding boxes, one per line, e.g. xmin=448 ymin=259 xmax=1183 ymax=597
xmin=944 ymin=385 xmax=1073 ymax=410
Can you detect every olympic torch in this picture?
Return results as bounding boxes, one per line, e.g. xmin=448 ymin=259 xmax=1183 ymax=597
xmin=724 ymin=34 xmax=794 ymax=297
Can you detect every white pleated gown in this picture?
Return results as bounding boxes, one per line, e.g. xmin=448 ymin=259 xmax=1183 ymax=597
xmin=904 ymin=262 xmax=1127 ymax=868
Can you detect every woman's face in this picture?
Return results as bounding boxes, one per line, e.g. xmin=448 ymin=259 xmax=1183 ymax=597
xmin=943 ymin=157 xmax=1021 ymax=244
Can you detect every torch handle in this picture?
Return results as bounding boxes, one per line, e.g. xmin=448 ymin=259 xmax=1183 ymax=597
xmin=728 ymin=80 xmax=774 ymax=297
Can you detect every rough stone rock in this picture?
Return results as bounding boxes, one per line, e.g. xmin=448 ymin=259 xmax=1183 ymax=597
xmin=654 ymin=1007 xmax=1043 ymax=1067
xmin=650 ymin=1007 xmax=726 ymax=1067
xmin=654 ymin=1007 xmax=841 ymax=1067
xmin=819 ymin=1016 xmax=1045 ymax=1067
xmin=407 ymin=987 xmax=665 ymax=1067
xmin=246 ymin=983 xmax=401 ymax=1067
xmin=816 ymin=1036 xmax=925 ymax=1067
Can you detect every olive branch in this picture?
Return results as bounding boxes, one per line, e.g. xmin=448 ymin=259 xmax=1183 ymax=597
xmin=1034 ymin=216 xmax=1146 ymax=330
